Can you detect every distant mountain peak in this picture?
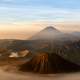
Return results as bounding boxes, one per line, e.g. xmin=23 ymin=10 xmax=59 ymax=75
xmin=41 ymin=26 xmax=61 ymax=33
xmin=30 ymin=26 xmax=63 ymax=40
xmin=45 ymin=26 xmax=57 ymax=30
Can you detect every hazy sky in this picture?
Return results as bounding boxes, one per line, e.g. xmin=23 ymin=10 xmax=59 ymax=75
xmin=0 ymin=0 xmax=80 ymax=39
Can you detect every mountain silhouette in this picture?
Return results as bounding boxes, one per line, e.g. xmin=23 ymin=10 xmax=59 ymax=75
xmin=30 ymin=26 xmax=79 ymax=41
xmin=31 ymin=26 xmax=63 ymax=40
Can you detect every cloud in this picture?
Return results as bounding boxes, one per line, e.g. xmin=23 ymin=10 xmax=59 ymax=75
xmin=0 ymin=5 xmax=80 ymax=23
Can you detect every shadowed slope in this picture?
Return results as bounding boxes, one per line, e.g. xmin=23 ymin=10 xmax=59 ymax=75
xmin=19 ymin=52 xmax=80 ymax=73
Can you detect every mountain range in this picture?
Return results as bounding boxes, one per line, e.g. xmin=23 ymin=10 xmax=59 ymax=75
xmin=0 ymin=26 xmax=80 ymax=73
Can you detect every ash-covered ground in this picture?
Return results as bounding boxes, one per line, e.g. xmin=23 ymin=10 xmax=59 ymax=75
xmin=0 ymin=65 xmax=79 ymax=80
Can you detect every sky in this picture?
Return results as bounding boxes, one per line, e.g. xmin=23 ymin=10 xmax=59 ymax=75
xmin=0 ymin=0 xmax=80 ymax=39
